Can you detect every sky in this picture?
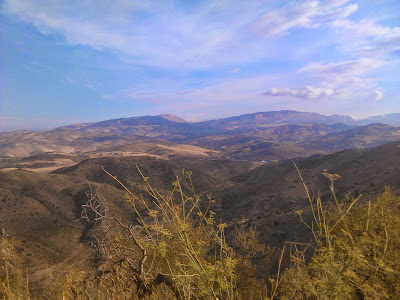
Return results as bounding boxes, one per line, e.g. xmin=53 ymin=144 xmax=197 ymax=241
xmin=1 ymin=0 xmax=399 ymax=131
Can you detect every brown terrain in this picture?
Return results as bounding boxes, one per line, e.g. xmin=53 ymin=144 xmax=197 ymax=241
xmin=0 ymin=110 xmax=399 ymax=296
xmin=1 ymin=141 xmax=399 ymax=285
xmin=0 ymin=157 xmax=255 ymax=295
xmin=1 ymin=111 xmax=399 ymax=174
xmin=216 ymin=141 xmax=400 ymax=246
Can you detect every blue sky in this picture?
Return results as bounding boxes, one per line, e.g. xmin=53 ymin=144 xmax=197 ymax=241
xmin=1 ymin=0 xmax=399 ymax=131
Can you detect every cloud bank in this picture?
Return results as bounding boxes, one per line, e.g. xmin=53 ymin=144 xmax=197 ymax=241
xmin=1 ymin=0 xmax=398 ymax=125
xmin=263 ymin=86 xmax=334 ymax=99
xmin=2 ymin=0 xmax=360 ymax=70
xmin=255 ymin=0 xmax=358 ymax=37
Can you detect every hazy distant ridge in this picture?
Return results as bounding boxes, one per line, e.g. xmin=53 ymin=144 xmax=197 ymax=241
xmin=1 ymin=110 xmax=399 ymax=161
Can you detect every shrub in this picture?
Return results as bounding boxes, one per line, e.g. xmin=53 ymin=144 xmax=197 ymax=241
xmin=0 ymin=229 xmax=28 ymax=299
xmin=65 ymin=166 xmax=400 ymax=299
xmin=277 ymin=168 xmax=400 ymax=299
xmin=65 ymin=167 xmax=267 ymax=299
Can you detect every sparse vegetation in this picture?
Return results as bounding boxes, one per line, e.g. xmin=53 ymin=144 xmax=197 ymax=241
xmin=0 ymin=230 xmax=29 ymax=299
xmin=60 ymin=166 xmax=400 ymax=299
xmin=276 ymin=180 xmax=400 ymax=299
xmin=1 ymin=144 xmax=399 ymax=298
xmin=63 ymin=168 xmax=270 ymax=299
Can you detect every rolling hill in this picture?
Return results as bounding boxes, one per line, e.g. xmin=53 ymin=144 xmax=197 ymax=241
xmin=0 ymin=156 xmax=256 ymax=294
xmin=357 ymin=113 xmax=400 ymax=127
xmin=0 ymin=140 xmax=399 ymax=296
xmin=0 ymin=170 xmax=130 ymax=295
xmin=300 ymin=123 xmax=400 ymax=151
xmin=53 ymin=156 xmax=257 ymax=193
xmin=214 ymin=141 xmax=400 ymax=246
xmin=197 ymin=110 xmax=355 ymax=128
xmin=0 ymin=111 xmax=399 ymax=174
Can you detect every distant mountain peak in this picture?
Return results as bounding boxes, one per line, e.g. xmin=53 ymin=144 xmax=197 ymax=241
xmin=364 ymin=123 xmax=391 ymax=128
xmin=198 ymin=110 xmax=357 ymax=127
xmin=158 ymin=114 xmax=187 ymax=123
xmin=359 ymin=113 xmax=400 ymax=127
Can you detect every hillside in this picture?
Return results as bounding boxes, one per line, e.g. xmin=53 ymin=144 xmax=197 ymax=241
xmin=301 ymin=123 xmax=400 ymax=151
xmin=0 ymin=168 xmax=146 ymax=296
xmin=357 ymin=113 xmax=400 ymax=127
xmin=1 ymin=111 xmax=399 ymax=174
xmin=215 ymin=141 xmax=400 ymax=246
xmin=190 ymin=136 xmax=323 ymax=160
xmin=6 ymin=141 xmax=398 ymax=253
xmin=53 ymin=156 xmax=257 ymax=193
xmin=1 ymin=141 xmax=399 ymax=296
xmin=0 ymin=156 xmax=256 ymax=293
xmin=188 ymin=123 xmax=352 ymax=160
xmin=197 ymin=110 xmax=355 ymax=128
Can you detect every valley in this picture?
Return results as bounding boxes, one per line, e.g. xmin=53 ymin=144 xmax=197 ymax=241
xmin=3 ymin=1 xmax=400 ymax=297
xmin=1 ymin=110 xmax=399 ymax=174
xmin=0 ymin=110 xmax=399 ymax=297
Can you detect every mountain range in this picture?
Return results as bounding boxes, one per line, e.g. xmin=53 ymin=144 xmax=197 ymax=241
xmin=1 ymin=110 xmax=399 ymax=173
xmin=1 ymin=140 xmax=399 ymax=295
xmin=1 ymin=109 xmax=399 ymax=296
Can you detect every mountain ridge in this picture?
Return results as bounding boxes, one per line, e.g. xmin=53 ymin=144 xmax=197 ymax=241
xmin=2 ymin=110 xmax=400 ymax=134
xmin=1 ymin=111 xmax=399 ymax=172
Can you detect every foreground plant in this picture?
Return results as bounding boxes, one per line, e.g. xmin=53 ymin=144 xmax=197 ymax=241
xmin=64 ymin=164 xmax=400 ymax=299
xmin=65 ymin=167 xmax=267 ymax=299
xmin=0 ymin=229 xmax=29 ymax=299
xmin=276 ymin=166 xmax=400 ymax=299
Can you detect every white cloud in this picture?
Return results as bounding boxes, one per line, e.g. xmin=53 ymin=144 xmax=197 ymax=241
xmin=2 ymin=0 xmax=358 ymax=69
xmin=372 ymin=90 xmax=383 ymax=101
xmin=263 ymin=86 xmax=334 ymax=99
xmin=2 ymin=0 xmax=397 ymax=119
xmin=1 ymin=0 xmax=260 ymax=69
xmin=321 ymin=3 xmax=358 ymax=20
xmin=254 ymin=1 xmax=319 ymax=37
xmin=254 ymin=0 xmax=357 ymax=37
xmin=331 ymin=19 xmax=400 ymax=57
xmin=332 ymin=19 xmax=397 ymax=37
xmin=298 ymin=59 xmax=385 ymax=77
xmin=297 ymin=60 xmax=387 ymax=102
